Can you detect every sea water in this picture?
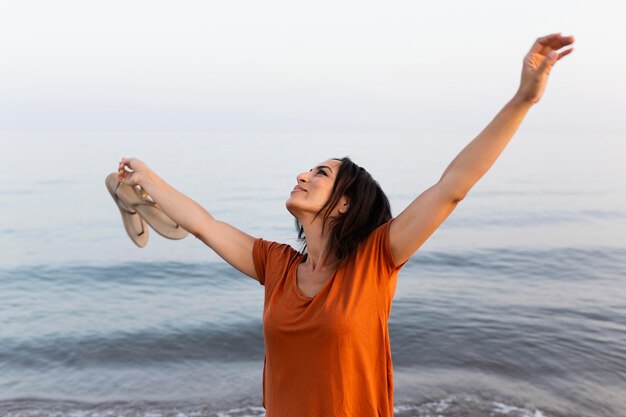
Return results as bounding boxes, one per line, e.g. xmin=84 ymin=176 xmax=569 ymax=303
xmin=1 ymin=131 xmax=625 ymax=416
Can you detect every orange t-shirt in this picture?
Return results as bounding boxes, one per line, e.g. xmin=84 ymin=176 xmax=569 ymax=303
xmin=252 ymin=219 xmax=405 ymax=417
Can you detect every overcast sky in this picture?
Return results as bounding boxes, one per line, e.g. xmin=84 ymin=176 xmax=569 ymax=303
xmin=1 ymin=0 xmax=623 ymax=133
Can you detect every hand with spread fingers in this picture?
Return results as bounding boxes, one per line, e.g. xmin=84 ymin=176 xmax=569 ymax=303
xmin=515 ymin=33 xmax=575 ymax=104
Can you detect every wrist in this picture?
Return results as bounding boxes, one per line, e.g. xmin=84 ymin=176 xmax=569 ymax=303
xmin=139 ymin=169 xmax=160 ymax=190
xmin=510 ymin=91 xmax=535 ymax=109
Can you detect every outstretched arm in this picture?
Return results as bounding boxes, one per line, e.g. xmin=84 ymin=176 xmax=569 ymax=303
xmin=390 ymin=33 xmax=575 ymax=266
xmin=118 ymin=158 xmax=258 ymax=280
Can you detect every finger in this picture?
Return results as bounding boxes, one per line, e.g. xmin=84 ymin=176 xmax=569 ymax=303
xmin=532 ymin=33 xmax=575 ymax=56
xmin=556 ymin=47 xmax=574 ymax=60
xmin=539 ymin=32 xmax=562 ymax=42
xmin=561 ymin=35 xmax=575 ymax=45
xmin=548 ymin=35 xmax=575 ymax=53
xmin=531 ymin=33 xmax=562 ymax=55
xmin=548 ymin=36 xmax=575 ymax=55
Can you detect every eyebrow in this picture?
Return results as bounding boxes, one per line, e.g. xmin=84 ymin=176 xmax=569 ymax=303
xmin=314 ymin=165 xmax=333 ymax=173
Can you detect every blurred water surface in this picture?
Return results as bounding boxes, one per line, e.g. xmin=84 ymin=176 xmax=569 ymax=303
xmin=0 ymin=132 xmax=625 ymax=417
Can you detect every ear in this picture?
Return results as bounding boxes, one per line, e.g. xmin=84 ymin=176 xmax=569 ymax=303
xmin=338 ymin=196 xmax=350 ymax=214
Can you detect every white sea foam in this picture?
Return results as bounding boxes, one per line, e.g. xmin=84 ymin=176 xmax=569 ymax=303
xmin=492 ymin=401 xmax=548 ymax=417
xmin=2 ymin=397 xmax=554 ymax=417
xmin=216 ymin=405 xmax=266 ymax=417
xmin=392 ymin=394 xmax=553 ymax=417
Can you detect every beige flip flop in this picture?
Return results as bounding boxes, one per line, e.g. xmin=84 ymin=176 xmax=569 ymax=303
xmin=114 ymin=178 xmax=190 ymax=240
xmin=105 ymin=173 xmax=149 ymax=248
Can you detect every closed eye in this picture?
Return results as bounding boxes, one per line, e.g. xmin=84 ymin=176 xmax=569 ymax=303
xmin=309 ymin=165 xmax=332 ymax=176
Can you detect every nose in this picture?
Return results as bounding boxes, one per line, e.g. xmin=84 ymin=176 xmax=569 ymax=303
xmin=296 ymin=171 xmax=309 ymax=183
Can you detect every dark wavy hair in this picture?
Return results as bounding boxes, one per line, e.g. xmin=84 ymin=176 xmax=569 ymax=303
xmin=295 ymin=157 xmax=392 ymax=266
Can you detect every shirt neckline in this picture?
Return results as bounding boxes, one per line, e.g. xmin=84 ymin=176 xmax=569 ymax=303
xmin=291 ymin=256 xmax=338 ymax=301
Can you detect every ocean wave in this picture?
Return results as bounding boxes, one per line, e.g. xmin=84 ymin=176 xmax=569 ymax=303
xmin=0 ymin=320 xmax=265 ymax=369
xmin=0 ymin=395 xmax=566 ymax=417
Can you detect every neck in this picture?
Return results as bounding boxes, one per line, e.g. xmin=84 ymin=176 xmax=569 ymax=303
xmin=298 ymin=215 xmax=336 ymax=271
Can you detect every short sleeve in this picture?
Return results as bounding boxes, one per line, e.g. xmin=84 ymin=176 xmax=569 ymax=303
xmin=252 ymin=238 xmax=300 ymax=286
xmin=364 ymin=218 xmax=408 ymax=273
xmin=252 ymin=238 xmax=269 ymax=285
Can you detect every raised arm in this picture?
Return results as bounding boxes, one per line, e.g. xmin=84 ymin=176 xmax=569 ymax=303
xmin=390 ymin=33 xmax=575 ymax=266
xmin=118 ymin=158 xmax=258 ymax=281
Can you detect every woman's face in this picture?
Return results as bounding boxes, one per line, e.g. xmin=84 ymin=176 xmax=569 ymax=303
xmin=286 ymin=159 xmax=343 ymax=218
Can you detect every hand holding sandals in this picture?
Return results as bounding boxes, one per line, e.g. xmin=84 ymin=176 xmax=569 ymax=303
xmin=118 ymin=157 xmax=149 ymax=187
xmin=106 ymin=157 xmax=190 ymax=247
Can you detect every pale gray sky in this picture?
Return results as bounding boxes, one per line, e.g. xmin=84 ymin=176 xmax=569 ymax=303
xmin=1 ymin=0 xmax=623 ymax=133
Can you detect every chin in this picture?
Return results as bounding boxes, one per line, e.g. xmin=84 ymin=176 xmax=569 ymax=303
xmin=285 ymin=197 xmax=318 ymax=219
xmin=285 ymin=197 xmax=298 ymax=216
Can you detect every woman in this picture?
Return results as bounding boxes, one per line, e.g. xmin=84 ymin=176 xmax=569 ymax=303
xmin=117 ymin=33 xmax=574 ymax=417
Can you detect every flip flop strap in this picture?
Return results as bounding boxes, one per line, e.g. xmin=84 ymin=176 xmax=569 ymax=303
xmin=132 ymin=187 xmax=184 ymax=230
xmin=133 ymin=199 xmax=158 ymax=208
xmin=114 ymin=181 xmax=146 ymax=236
xmin=132 ymin=201 xmax=184 ymax=230
xmin=115 ymin=181 xmax=137 ymax=215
